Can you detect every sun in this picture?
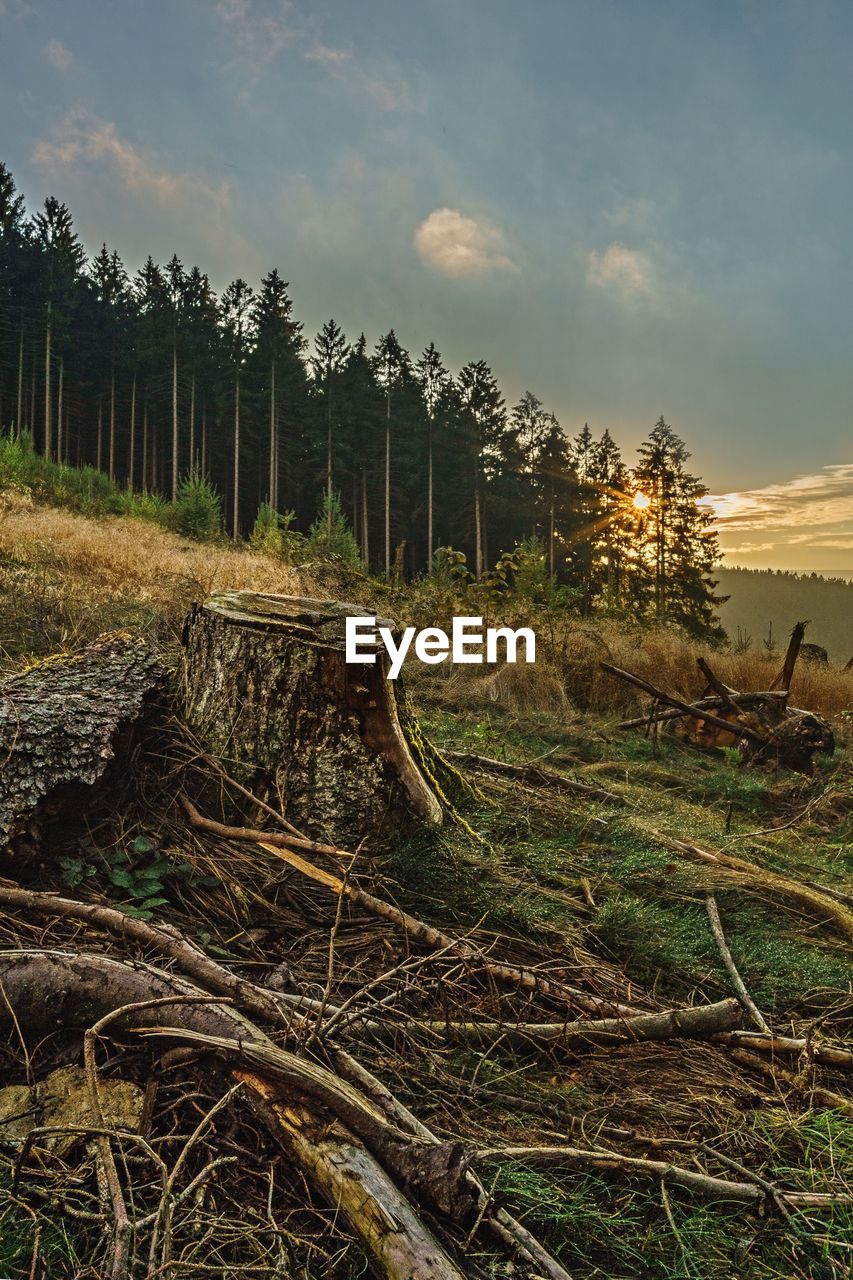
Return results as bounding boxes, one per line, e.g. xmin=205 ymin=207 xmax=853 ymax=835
xmin=633 ymin=491 xmax=651 ymax=510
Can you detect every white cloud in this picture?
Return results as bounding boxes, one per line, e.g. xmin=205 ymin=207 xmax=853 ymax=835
xmin=304 ymin=41 xmax=350 ymax=68
xmin=216 ymin=0 xmax=298 ymax=65
xmin=33 ymin=109 xmax=231 ymax=212
xmin=45 ymin=38 xmax=72 ymax=72
xmin=709 ymin=464 xmax=853 ymax=532
xmin=603 ymin=197 xmax=655 ymax=229
xmin=303 ymin=41 xmax=413 ymax=110
xmin=414 ymin=208 xmax=516 ymax=278
xmin=586 ymin=242 xmax=653 ymax=300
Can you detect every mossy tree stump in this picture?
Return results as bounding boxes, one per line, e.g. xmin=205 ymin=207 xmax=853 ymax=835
xmin=182 ymin=592 xmax=445 ymax=844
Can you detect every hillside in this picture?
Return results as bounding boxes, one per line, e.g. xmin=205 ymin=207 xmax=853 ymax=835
xmin=1 ymin=496 xmax=851 ymax=1280
xmin=716 ymin=566 xmax=853 ymax=663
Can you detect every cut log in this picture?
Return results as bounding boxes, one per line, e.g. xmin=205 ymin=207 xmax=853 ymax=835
xmin=182 ymin=592 xmax=444 ymax=844
xmin=0 ymin=632 xmax=165 ymax=855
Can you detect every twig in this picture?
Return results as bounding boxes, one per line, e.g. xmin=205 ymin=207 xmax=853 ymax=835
xmin=705 ymin=895 xmax=770 ymax=1033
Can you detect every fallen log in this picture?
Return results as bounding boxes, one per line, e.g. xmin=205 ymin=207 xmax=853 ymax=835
xmin=0 ymin=633 xmax=165 ymax=854
xmin=182 ymin=592 xmax=448 ymax=844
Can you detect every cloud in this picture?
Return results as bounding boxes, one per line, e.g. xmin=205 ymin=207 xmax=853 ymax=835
xmin=33 ymin=109 xmax=231 ymax=212
xmin=303 ymin=41 xmax=350 ymax=68
xmin=586 ymin=242 xmax=653 ymax=300
xmin=303 ymin=41 xmax=414 ymax=110
xmin=216 ymin=0 xmax=298 ymax=66
xmin=603 ymin=197 xmax=655 ymax=229
xmin=709 ymin=463 xmax=853 ymax=532
xmin=45 ymin=38 xmax=72 ymax=71
xmin=414 ymin=208 xmax=516 ymax=278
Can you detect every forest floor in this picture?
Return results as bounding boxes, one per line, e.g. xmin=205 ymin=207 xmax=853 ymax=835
xmin=0 ymin=496 xmax=851 ymax=1279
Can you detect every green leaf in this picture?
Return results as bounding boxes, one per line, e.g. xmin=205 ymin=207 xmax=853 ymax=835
xmin=132 ymin=835 xmax=157 ymax=855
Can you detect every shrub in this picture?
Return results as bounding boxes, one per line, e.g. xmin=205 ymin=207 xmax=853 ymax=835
xmin=250 ymin=503 xmax=304 ymax=561
xmin=170 ymin=470 xmax=222 ymax=541
xmin=305 ymin=491 xmax=361 ymax=567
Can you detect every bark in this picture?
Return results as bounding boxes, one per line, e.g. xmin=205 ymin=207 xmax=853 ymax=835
xmin=0 ymin=633 xmax=165 ymax=853
xmin=182 ymin=591 xmax=444 ymax=843
xmin=128 ymin=372 xmax=136 ymax=488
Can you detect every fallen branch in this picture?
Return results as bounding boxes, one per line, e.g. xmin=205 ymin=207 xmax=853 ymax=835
xmin=251 ymin=834 xmax=638 ymax=1017
xmin=414 ymin=998 xmax=742 ymax=1048
xmin=443 ymin=750 xmax=624 ymax=805
xmin=617 ymin=692 xmax=787 ymax=731
xmin=713 ymin=1030 xmax=853 ymax=1071
xmin=179 ymin=799 xmax=639 ymax=1016
xmin=601 ymin=663 xmax=766 ymax=744
xmin=652 ymin=833 xmax=853 ymax=943
xmin=474 ymin=1145 xmax=851 ymax=1209
xmin=0 ymin=950 xmax=466 ymax=1280
xmin=705 ymin=895 xmax=770 ymax=1033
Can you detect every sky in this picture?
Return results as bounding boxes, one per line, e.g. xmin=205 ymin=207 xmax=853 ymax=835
xmin=2 ymin=0 xmax=852 ymax=572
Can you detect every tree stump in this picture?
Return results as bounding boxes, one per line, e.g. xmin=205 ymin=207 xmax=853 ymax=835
xmin=0 ymin=632 xmax=166 ymax=855
xmin=182 ymin=591 xmax=445 ymax=844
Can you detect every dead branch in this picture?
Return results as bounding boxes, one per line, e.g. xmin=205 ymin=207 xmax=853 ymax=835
xmin=443 ymin=750 xmax=624 ymax=805
xmin=600 ymin=662 xmax=767 ymax=744
xmin=473 ymin=1145 xmax=851 ymax=1209
xmin=617 ymin=692 xmax=787 ymax=731
xmin=712 ymin=1031 xmax=853 ymax=1070
xmin=413 ymin=997 xmax=742 ymax=1048
xmin=772 ymin=621 xmax=808 ymax=695
xmin=705 ymin=895 xmax=770 ymax=1033
xmin=651 ymin=832 xmax=853 ymax=942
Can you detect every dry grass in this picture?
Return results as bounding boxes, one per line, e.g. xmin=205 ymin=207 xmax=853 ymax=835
xmin=0 ymin=493 xmax=311 ymax=667
xmin=0 ymin=492 xmax=303 ymax=606
xmin=415 ymin=617 xmax=853 ymax=721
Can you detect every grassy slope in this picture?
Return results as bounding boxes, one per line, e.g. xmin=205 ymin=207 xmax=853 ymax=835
xmin=1 ymin=494 xmax=851 ymax=1279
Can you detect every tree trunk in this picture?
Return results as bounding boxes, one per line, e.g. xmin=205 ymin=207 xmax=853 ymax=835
xmin=232 ymin=376 xmax=240 ymax=538
xmin=0 ymin=634 xmax=165 ymax=855
xmin=56 ymin=355 xmax=64 ymax=462
xmin=385 ymin=392 xmax=391 ymax=578
xmin=427 ymin=422 xmax=433 ymax=569
xmin=44 ymin=309 xmax=52 ymax=459
xmin=171 ymin=339 xmax=179 ymax=502
xmin=474 ymin=482 xmax=483 ymax=579
xmin=16 ymin=322 xmax=23 ymax=431
xmin=189 ymin=369 xmax=196 ymax=472
xmin=182 ymin=591 xmax=444 ymax=844
xmin=269 ymin=358 xmax=276 ymax=505
xmin=129 ymin=371 xmax=136 ymax=488
xmin=109 ymin=358 xmax=116 ymax=480
xmin=96 ymin=397 xmax=103 ymax=472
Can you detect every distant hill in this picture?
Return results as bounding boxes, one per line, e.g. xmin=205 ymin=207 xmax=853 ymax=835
xmin=714 ymin=567 xmax=853 ymax=663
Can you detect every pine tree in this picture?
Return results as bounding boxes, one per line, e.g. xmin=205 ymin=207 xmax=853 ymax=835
xmin=30 ymin=197 xmax=85 ymax=459
xmin=415 ymin=342 xmax=450 ymax=568
xmin=633 ymin=417 xmax=724 ymax=639
xmin=252 ymin=270 xmax=306 ymax=509
xmin=457 ymin=359 xmax=505 ymax=577
xmin=372 ymin=330 xmax=411 ymax=576
xmin=311 ymin=319 xmax=349 ymax=520
xmin=219 ymin=277 xmax=255 ymax=537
